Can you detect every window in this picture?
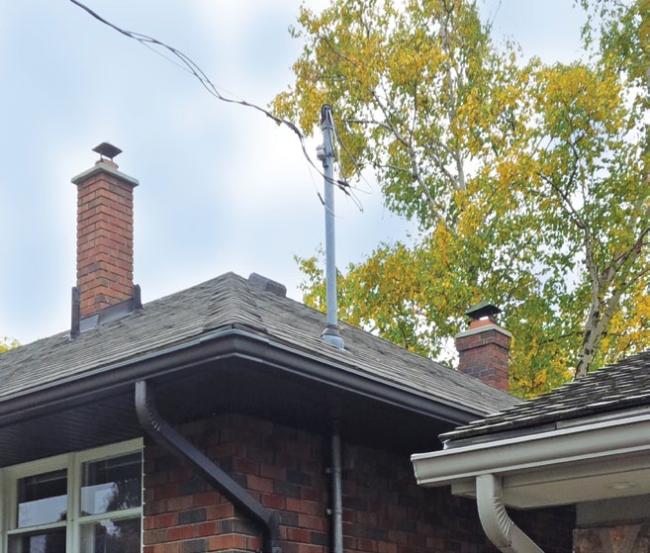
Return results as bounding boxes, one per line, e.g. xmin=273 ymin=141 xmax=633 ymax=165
xmin=2 ymin=439 xmax=142 ymax=553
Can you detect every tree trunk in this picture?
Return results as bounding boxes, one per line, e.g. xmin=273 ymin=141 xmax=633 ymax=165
xmin=575 ymin=285 xmax=623 ymax=378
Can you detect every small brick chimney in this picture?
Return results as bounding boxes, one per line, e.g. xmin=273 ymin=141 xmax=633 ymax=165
xmin=70 ymin=143 xmax=141 ymax=335
xmin=455 ymin=302 xmax=512 ymax=391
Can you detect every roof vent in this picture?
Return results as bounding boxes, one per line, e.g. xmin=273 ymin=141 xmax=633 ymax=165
xmin=248 ymin=273 xmax=287 ymax=297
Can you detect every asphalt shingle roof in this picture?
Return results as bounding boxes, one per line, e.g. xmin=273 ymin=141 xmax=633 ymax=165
xmin=0 ymin=272 xmax=517 ymax=415
xmin=442 ymin=349 xmax=650 ymax=443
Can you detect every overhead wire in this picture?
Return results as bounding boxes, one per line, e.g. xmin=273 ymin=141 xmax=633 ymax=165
xmin=68 ymin=0 xmax=359 ymax=209
xmin=323 ymin=113 xmax=364 ymax=211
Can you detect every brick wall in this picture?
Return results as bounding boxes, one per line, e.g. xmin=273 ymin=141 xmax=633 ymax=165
xmin=574 ymin=497 xmax=650 ymax=552
xmin=143 ymin=413 xmax=574 ymax=553
xmin=455 ymin=327 xmax=511 ymax=391
xmin=574 ymin=524 xmax=650 ymax=552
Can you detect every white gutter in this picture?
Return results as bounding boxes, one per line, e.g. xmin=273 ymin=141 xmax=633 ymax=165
xmin=476 ymin=474 xmax=543 ymax=553
xmin=412 ymin=413 xmax=650 ymax=553
xmin=411 ymin=413 xmax=650 ymax=486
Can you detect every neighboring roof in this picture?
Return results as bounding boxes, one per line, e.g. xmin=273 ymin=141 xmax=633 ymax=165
xmin=0 ymin=273 xmax=517 ymax=417
xmin=442 ymin=349 xmax=650 ymax=444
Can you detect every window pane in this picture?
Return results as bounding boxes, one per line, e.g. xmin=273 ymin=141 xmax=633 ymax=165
xmin=8 ymin=527 xmax=66 ymax=553
xmin=80 ymin=453 xmax=141 ymax=516
xmin=80 ymin=518 xmax=140 ymax=553
xmin=17 ymin=470 xmax=67 ymax=527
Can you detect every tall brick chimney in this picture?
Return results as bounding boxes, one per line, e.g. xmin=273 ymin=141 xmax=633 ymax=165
xmin=455 ymin=302 xmax=512 ymax=391
xmin=70 ymin=143 xmax=141 ymax=335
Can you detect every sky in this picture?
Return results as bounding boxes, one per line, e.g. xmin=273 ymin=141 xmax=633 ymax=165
xmin=0 ymin=0 xmax=587 ymax=345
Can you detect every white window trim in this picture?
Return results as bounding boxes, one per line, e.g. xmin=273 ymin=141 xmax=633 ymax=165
xmin=1 ymin=438 xmax=143 ymax=553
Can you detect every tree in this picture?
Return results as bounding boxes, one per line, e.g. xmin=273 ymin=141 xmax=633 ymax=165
xmin=0 ymin=337 xmax=19 ymax=354
xmin=274 ymin=0 xmax=649 ymax=396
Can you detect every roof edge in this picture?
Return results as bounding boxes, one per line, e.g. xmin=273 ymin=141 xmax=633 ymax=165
xmin=412 ymin=411 xmax=650 ymax=488
xmin=0 ymin=326 xmax=484 ymax=429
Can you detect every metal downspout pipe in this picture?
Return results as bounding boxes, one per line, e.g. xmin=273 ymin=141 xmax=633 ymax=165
xmin=135 ymin=380 xmax=281 ymax=553
xmin=475 ymin=474 xmax=544 ymax=553
xmin=330 ymin=425 xmax=344 ymax=553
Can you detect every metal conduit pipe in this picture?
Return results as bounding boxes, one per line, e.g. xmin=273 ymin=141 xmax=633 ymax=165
xmin=475 ymin=474 xmax=544 ymax=553
xmin=330 ymin=425 xmax=343 ymax=553
xmin=135 ymin=380 xmax=281 ymax=553
xmin=318 ymin=104 xmax=344 ymax=350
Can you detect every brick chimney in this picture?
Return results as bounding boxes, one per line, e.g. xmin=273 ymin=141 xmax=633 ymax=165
xmin=70 ymin=143 xmax=141 ymax=335
xmin=455 ymin=302 xmax=512 ymax=391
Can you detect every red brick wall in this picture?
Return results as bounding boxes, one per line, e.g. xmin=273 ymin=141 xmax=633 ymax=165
xmin=143 ymin=413 xmax=574 ymax=553
xmin=75 ymin=161 xmax=135 ymax=317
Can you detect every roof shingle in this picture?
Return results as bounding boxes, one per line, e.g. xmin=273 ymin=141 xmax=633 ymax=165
xmin=0 ymin=273 xmax=518 ymax=416
xmin=442 ymin=350 xmax=650 ymax=443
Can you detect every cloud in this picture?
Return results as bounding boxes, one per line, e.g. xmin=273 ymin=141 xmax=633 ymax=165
xmin=2 ymin=0 xmax=586 ymax=344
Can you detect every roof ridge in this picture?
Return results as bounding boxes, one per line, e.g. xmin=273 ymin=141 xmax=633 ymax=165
xmin=202 ymin=273 xmax=266 ymax=333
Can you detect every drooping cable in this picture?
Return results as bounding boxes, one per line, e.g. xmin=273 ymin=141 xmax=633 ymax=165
xmin=68 ymin=0 xmax=358 ymax=206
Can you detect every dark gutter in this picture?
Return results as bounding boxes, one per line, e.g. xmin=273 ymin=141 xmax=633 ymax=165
xmin=0 ymin=327 xmax=485 ymax=428
xmin=135 ymin=380 xmax=281 ymax=553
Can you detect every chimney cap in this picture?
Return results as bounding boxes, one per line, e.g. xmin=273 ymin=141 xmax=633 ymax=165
xmin=466 ymin=301 xmax=501 ymax=320
xmin=93 ymin=142 xmax=122 ymax=160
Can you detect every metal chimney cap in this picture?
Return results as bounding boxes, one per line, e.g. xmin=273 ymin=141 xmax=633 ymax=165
xmin=466 ymin=301 xmax=501 ymax=320
xmin=93 ymin=142 xmax=122 ymax=160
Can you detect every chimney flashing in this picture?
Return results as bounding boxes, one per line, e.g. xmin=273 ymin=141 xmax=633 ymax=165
xmin=71 ymin=285 xmax=142 ymax=337
xmin=71 ymin=161 xmax=139 ymax=188
xmin=78 ymin=289 xmax=142 ymax=334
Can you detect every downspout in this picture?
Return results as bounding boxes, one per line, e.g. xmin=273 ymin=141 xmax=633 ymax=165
xmin=329 ymin=424 xmax=343 ymax=553
xmin=475 ymin=474 xmax=543 ymax=553
xmin=135 ymin=380 xmax=281 ymax=553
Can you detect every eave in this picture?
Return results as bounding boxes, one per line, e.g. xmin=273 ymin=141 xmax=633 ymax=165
xmin=411 ymin=410 xmax=650 ymax=508
xmin=0 ymin=325 xmax=483 ymax=427
xmin=0 ymin=325 xmax=496 ymax=467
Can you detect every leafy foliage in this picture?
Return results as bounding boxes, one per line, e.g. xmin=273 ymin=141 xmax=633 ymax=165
xmin=276 ymin=0 xmax=649 ymax=397
xmin=0 ymin=337 xmax=19 ymax=354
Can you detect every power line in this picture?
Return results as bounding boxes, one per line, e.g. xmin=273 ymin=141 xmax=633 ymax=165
xmin=68 ymin=0 xmax=357 ymax=206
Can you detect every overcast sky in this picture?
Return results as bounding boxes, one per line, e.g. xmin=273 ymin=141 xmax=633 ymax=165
xmin=0 ymin=1 xmax=586 ymax=344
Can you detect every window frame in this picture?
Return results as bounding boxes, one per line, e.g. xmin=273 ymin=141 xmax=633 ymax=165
xmin=1 ymin=438 xmax=143 ymax=553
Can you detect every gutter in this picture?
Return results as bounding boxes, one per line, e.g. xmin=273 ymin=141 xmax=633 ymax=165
xmin=411 ymin=413 xmax=650 ymax=553
xmin=411 ymin=412 xmax=650 ymax=486
xmin=135 ymin=380 xmax=281 ymax=553
xmin=0 ymin=327 xmax=483 ymax=428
